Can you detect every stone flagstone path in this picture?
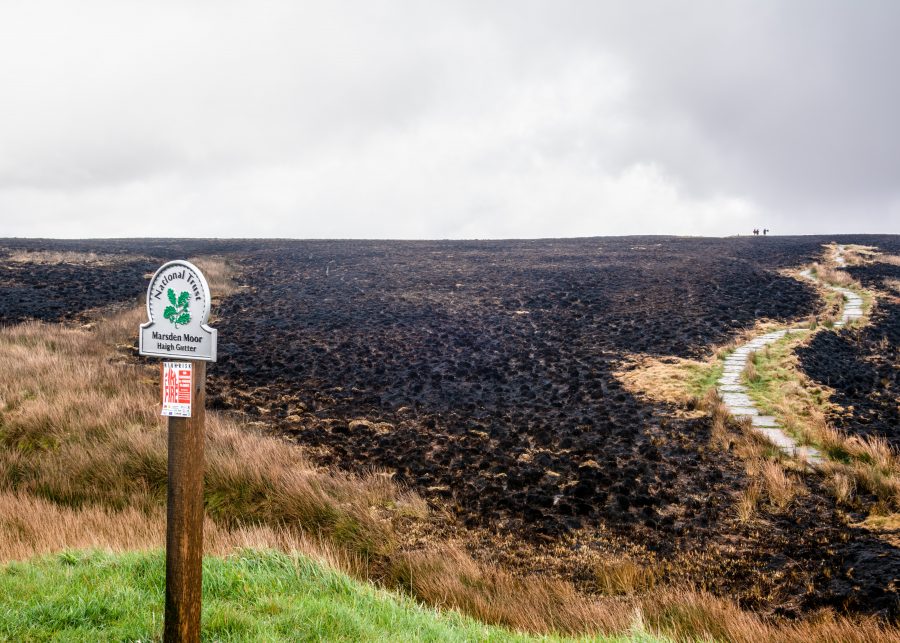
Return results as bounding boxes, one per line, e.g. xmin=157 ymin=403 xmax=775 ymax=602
xmin=799 ymin=245 xmax=864 ymax=329
xmin=716 ymin=328 xmax=824 ymax=467
xmin=715 ymin=245 xmax=866 ymax=469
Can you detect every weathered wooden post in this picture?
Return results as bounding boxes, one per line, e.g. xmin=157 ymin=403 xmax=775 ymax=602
xmin=139 ymin=261 xmax=217 ymax=643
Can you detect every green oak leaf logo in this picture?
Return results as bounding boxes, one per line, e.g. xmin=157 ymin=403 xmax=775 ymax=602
xmin=163 ymin=288 xmax=192 ymax=328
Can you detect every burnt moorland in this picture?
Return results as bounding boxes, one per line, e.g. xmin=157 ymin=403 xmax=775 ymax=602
xmin=798 ymin=252 xmax=900 ymax=447
xmin=2 ymin=235 xmax=900 ymax=619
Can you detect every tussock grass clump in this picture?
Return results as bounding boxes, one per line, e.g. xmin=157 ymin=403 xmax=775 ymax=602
xmin=0 ymin=491 xmax=348 ymax=564
xmin=825 ymin=471 xmax=856 ymax=506
xmin=736 ymin=483 xmax=761 ymax=523
xmin=742 ymin=357 xmax=760 ymax=384
xmin=388 ymin=546 xmax=633 ymax=635
xmin=810 ymin=262 xmax=855 ymax=288
xmin=593 ymin=559 xmax=657 ymax=596
xmin=760 ymin=460 xmax=805 ymax=511
xmin=701 ymin=393 xmax=806 ymax=515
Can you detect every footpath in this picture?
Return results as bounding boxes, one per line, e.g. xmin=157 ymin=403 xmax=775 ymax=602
xmin=716 ymin=244 xmax=868 ymax=468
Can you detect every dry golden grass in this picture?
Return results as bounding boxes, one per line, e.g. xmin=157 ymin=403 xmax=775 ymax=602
xmin=742 ymin=357 xmax=760 ymax=384
xmin=638 ymin=592 xmax=898 ymax=643
xmin=383 ymin=545 xmax=900 ymax=642
xmin=811 ymin=262 xmax=856 ymax=288
xmin=389 ymin=546 xmax=632 ymax=634
xmin=760 ymin=460 xmax=805 ymax=511
xmin=777 ymin=395 xmax=900 ymax=510
xmin=4 ymin=250 xmax=145 ymax=265
xmin=834 ymin=244 xmax=879 ymax=267
xmin=736 ymin=482 xmax=761 ymax=523
xmin=876 ymin=254 xmax=900 ymax=267
xmin=0 ymin=312 xmax=421 ymax=562
xmin=593 ymin=558 xmax=657 ymax=596
xmin=190 ymin=255 xmax=241 ymax=299
xmin=701 ymin=394 xmax=808 ymax=515
xmin=614 ymin=354 xmax=710 ymax=409
xmin=709 ymin=408 xmax=730 ymax=450
xmin=0 ymin=491 xmax=350 ymax=568
xmin=825 ymin=470 xmax=856 ymax=506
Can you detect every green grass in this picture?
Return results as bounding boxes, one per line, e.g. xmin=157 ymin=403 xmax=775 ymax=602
xmin=685 ymin=361 xmax=723 ymax=399
xmin=0 ymin=549 xmax=653 ymax=642
xmin=740 ymin=332 xmax=815 ymax=418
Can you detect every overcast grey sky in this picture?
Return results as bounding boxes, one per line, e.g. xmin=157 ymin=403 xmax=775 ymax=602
xmin=0 ymin=1 xmax=898 ymax=238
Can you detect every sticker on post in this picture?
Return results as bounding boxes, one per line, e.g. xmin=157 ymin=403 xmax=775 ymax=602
xmin=161 ymin=362 xmax=193 ymax=417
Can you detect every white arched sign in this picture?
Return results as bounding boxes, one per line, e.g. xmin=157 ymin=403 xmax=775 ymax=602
xmin=139 ymin=260 xmax=218 ymax=361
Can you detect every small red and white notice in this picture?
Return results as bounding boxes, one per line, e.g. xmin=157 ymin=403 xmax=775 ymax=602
xmin=161 ymin=362 xmax=192 ymax=417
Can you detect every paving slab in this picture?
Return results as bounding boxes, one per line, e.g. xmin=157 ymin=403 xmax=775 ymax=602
xmin=796 ymin=446 xmax=824 ymax=467
xmin=722 ymin=394 xmax=753 ymax=406
xmin=751 ymin=415 xmax=778 ymax=427
xmin=754 ymin=428 xmax=797 ymax=452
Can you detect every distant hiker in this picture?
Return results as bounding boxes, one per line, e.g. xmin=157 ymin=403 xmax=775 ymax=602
xmin=763 ymin=228 xmax=768 ymax=236
xmin=752 ymin=228 xmax=757 ymax=236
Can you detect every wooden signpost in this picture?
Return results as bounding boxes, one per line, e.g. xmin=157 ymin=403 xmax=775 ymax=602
xmin=140 ymin=261 xmax=217 ymax=643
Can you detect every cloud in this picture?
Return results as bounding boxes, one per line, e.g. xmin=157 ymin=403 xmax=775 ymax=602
xmin=0 ymin=1 xmax=897 ymax=238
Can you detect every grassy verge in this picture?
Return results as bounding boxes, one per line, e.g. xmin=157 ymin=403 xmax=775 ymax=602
xmin=685 ymin=361 xmax=724 ymax=399
xmin=740 ymin=331 xmax=822 ymax=423
xmin=0 ymin=549 xmax=639 ymax=642
xmin=739 ymin=330 xmax=900 ymax=513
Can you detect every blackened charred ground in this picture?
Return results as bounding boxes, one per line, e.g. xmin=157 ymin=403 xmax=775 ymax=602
xmin=3 ymin=235 xmax=900 ymax=618
xmin=798 ymin=256 xmax=900 ymax=447
xmin=0 ymin=255 xmax=150 ymax=325
xmin=202 ymin=235 xmax=900 ymax=618
xmin=209 ymin=237 xmax=825 ymax=532
xmin=0 ymin=239 xmax=260 ymax=325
